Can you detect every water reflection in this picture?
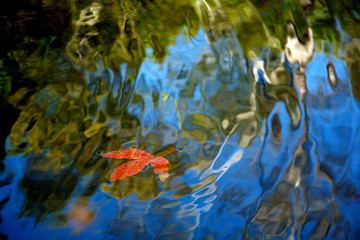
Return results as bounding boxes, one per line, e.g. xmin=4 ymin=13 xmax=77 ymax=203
xmin=1 ymin=0 xmax=360 ymax=239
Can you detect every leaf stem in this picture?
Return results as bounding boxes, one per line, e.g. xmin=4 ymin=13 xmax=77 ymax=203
xmin=157 ymin=146 xmax=185 ymax=157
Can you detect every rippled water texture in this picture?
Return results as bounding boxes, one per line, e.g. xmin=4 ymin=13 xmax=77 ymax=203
xmin=0 ymin=0 xmax=360 ymax=239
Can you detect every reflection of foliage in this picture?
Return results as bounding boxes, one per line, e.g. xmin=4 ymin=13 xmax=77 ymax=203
xmin=344 ymin=40 xmax=360 ymax=100
xmin=218 ymin=0 xmax=360 ymax=57
xmin=66 ymin=0 xmax=200 ymax=70
xmin=0 ymin=0 xmax=72 ymax=106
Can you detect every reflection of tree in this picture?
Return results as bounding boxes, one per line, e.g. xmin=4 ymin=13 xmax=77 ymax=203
xmin=66 ymin=0 xmax=200 ymax=70
xmin=1 ymin=0 xmax=360 ymax=103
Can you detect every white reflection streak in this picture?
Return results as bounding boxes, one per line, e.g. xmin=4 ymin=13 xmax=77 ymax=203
xmin=175 ymin=184 xmax=217 ymax=237
xmin=285 ymin=23 xmax=314 ymax=73
xmin=199 ymin=0 xmax=211 ymax=11
xmin=252 ymin=59 xmax=271 ymax=84
xmin=200 ymin=112 xmax=251 ymax=181
xmin=175 ymin=141 xmax=244 ymax=236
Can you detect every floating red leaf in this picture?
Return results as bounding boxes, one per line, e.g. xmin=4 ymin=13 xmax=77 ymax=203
xmin=101 ymin=147 xmax=185 ymax=181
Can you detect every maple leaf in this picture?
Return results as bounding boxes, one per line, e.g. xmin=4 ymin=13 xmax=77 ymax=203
xmin=101 ymin=147 xmax=185 ymax=181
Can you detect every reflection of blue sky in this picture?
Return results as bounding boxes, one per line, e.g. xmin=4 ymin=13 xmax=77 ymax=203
xmin=134 ymin=28 xmax=208 ymax=137
xmin=306 ymin=53 xmax=360 ymax=239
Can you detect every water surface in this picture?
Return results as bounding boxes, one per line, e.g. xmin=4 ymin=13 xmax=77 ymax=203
xmin=0 ymin=0 xmax=360 ymax=239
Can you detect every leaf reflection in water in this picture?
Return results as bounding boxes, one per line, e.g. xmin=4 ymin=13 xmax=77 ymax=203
xmin=68 ymin=200 xmax=95 ymax=234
